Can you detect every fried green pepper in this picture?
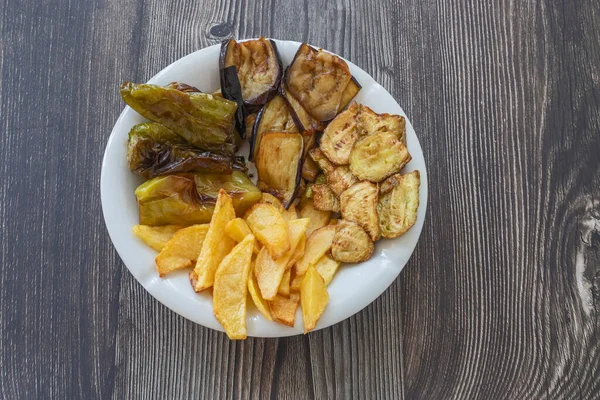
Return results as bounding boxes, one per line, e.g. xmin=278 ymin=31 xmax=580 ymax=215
xmin=121 ymin=82 xmax=238 ymax=155
xmin=135 ymin=172 xmax=261 ymax=226
xmin=127 ymin=122 xmax=237 ymax=179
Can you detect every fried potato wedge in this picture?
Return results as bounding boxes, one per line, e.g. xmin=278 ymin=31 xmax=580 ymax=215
xmin=290 ymin=272 xmax=304 ymax=293
xmin=278 ymin=269 xmax=291 ymax=296
xmin=245 ymin=203 xmax=290 ymax=260
xmin=268 ymin=293 xmax=300 ymax=327
xmin=301 ymin=266 xmax=329 ymax=333
xmin=377 ymin=170 xmax=421 ymax=238
xmin=340 ymin=181 xmax=380 ymax=241
xmin=260 ymin=192 xmax=285 ymax=211
xmin=190 ymin=190 xmax=236 ymax=291
xmin=314 ymin=254 xmax=340 ymax=285
xmin=327 ymin=166 xmax=358 ymax=197
xmin=248 ymin=271 xmax=272 ymax=320
xmin=283 ymin=203 xmax=298 ymax=221
xmin=308 ymin=148 xmax=335 ymax=175
xmin=319 ymin=103 xmax=360 ymax=164
xmin=213 ymin=234 xmax=255 ymax=340
xmin=133 ymin=224 xmax=183 ymax=252
xmin=154 ymin=224 xmax=208 ymax=277
xmin=312 ymin=184 xmax=340 ymax=212
xmin=288 ymin=232 xmax=306 ymax=269
xmin=225 ymin=218 xmax=261 ymax=253
xmin=299 ymin=199 xmax=331 ymax=237
xmin=331 ymin=220 xmax=374 ymax=263
xmin=349 ymin=131 xmax=411 ymax=182
xmin=254 ymin=218 xmax=309 ymax=300
xmin=295 ymin=225 xmax=337 ymax=275
xmin=287 ymin=44 xmax=352 ymax=122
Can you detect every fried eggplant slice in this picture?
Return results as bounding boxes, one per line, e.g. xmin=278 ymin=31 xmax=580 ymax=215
xmin=219 ymin=65 xmax=246 ymax=136
xmin=349 ymin=131 xmax=411 ymax=182
xmin=338 ymin=76 xmax=362 ymax=112
xmin=327 ymin=166 xmax=358 ymax=197
xmin=127 ymin=122 xmax=236 ymax=179
xmin=312 ymin=184 xmax=340 ymax=212
xmin=155 ymin=224 xmax=209 ymax=277
xmin=340 ymin=181 xmax=380 ymax=241
xmin=132 ymin=224 xmax=183 ymax=252
xmin=254 ymin=218 xmax=309 ymax=300
xmin=295 ymin=225 xmax=337 ymax=276
xmin=280 ymin=80 xmax=324 ymax=133
xmin=120 ymin=82 xmax=237 ymax=155
xmin=331 ymin=220 xmax=374 ymax=263
xmin=256 ymin=132 xmax=304 ymax=208
xmin=377 ymin=170 xmax=420 ymax=238
xmin=319 ymin=103 xmax=361 ymax=164
xmin=250 ymin=94 xmax=298 ymax=161
xmin=314 ymin=255 xmax=340 ymax=285
xmin=299 ymin=199 xmax=331 ymax=238
xmin=244 ymin=203 xmax=290 ymax=260
xmin=220 ymin=38 xmax=283 ymax=111
xmin=301 ymin=266 xmax=329 ymax=333
xmin=189 ymin=190 xmax=237 ymax=291
xmin=248 ymin=271 xmax=272 ymax=320
xmin=308 ymin=148 xmax=335 ymax=175
xmin=268 ymin=293 xmax=300 ymax=327
xmin=213 ymin=234 xmax=255 ymax=339
xmin=302 ymin=154 xmax=320 ymax=182
xmin=287 ymin=44 xmax=352 ymax=122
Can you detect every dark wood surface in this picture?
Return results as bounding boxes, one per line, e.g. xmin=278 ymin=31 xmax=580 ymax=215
xmin=1 ymin=0 xmax=599 ymax=398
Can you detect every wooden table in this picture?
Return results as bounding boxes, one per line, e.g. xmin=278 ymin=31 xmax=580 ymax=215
xmin=1 ymin=0 xmax=599 ymax=398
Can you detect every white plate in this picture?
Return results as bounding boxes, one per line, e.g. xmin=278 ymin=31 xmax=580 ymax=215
xmin=101 ymin=39 xmax=428 ymax=337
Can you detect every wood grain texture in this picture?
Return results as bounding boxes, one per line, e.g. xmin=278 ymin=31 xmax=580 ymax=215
xmin=0 ymin=0 xmax=598 ymax=399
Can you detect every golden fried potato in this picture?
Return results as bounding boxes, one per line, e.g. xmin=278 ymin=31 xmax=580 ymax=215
xmin=358 ymin=104 xmax=406 ymax=145
xmin=225 ymin=218 xmax=261 ymax=254
xmin=278 ymin=269 xmax=291 ymax=296
xmin=331 ymin=220 xmax=374 ymax=263
xmin=245 ymin=203 xmax=290 ymax=260
xmin=295 ymin=225 xmax=337 ymax=275
xmin=312 ymin=184 xmax=340 ymax=212
xmin=299 ymin=199 xmax=331 ymax=237
xmin=308 ymin=148 xmax=335 ymax=174
xmin=290 ymin=271 xmax=304 ymax=293
xmin=283 ymin=203 xmax=298 ymax=221
xmin=327 ymin=166 xmax=358 ymax=197
xmin=287 ymin=232 xmax=306 ymax=269
xmin=314 ymin=255 xmax=340 ymax=285
xmin=301 ymin=266 xmax=329 ymax=333
xmin=260 ymin=192 xmax=285 ymax=212
xmin=154 ymin=224 xmax=209 ymax=277
xmin=329 ymin=219 xmax=340 ymax=225
xmin=213 ymin=235 xmax=255 ymax=340
xmin=190 ymin=190 xmax=237 ymax=291
xmin=319 ymin=103 xmax=360 ymax=164
xmin=349 ymin=131 xmax=411 ymax=182
xmin=377 ymin=170 xmax=420 ymax=238
xmin=132 ymin=225 xmax=183 ymax=252
xmin=254 ymin=218 xmax=309 ymax=300
xmin=268 ymin=293 xmax=300 ymax=327
xmin=340 ymin=181 xmax=380 ymax=241
xmin=248 ymin=271 xmax=272 ymax=320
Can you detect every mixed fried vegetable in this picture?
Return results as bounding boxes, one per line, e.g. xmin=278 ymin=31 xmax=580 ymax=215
xmin=122 ymin=37 xmax=421 ymax=339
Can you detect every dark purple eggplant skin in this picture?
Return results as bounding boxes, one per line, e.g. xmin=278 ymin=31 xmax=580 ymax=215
xmin=219 ymin=39 xmax=283 ymax=113
xmin=248 ymin=104 xmax=264 ymax=162
xmin=283 ymin=136 xmax=304 ymax=209
xmin=219 ymin=65 xmax=246 ymax=137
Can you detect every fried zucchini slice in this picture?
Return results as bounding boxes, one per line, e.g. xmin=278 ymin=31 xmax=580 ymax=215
xmin=359 ymin=104 xmax=406 ymax=145
xmin=220 ymin=38 xmax=283 ymax=110
xmin=301 ymin=265 xmax=329 ymax=333
xmin=295 ymin=225 xmax=337 ymax=276
xmin=268 ymin=293 xmax=300 ymax=327
xmin=256 ymin=132 xmax=304 ymax=208
xmin=377 ymin=171 xmax=421 ymax=238
xmin=213 ymin=234 xmax=255 ymax=340
xmin=302 ymin=156 xmax=320 ymax=182
xmin=327 ymin=166 xmax=358 ymax=197
xmin=287 ymin=44 xmax=352 ymax=122
xmin=379 ymin=172 xmax=405 ymax=195
xmin=244 ymin=203 xmax=290 ymax=259
xmin=312 ymin=184 xmax=340 ymax=212
xmin=349 ymin=131 xmax=411 ymax=182
xmin=331 ymin=220 xmax=374 ymax=263
xmin=319 ymin=103 xmax=360 ymax=164
xmin=300 ymin=198 xmax=331 ymax=237
xmin=308 ymin=148 xmax=335 ymax=175
xmin=132 ymin=224 xmax=183 ymax=252
xmin=250 ymin=95 xmax=298 ymax=160
xmin=340 ymin=181 xmax=380 ymax=241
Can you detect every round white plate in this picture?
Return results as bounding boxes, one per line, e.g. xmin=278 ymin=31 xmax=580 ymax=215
xmin=101 ymin=39 xmax=428 ymax=337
